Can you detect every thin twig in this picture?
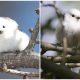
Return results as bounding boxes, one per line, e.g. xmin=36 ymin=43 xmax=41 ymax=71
xmin=42 ymin=54 xmax=80 ymax=63
xmin=27 ymin=18 xmax=39 ymax=50
xmin=41 ymin=41 xmax=80 ymax=55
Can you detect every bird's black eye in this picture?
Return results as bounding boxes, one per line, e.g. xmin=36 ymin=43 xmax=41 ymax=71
xmin=77 ymin=17 xmax=80 ymax=20
xmin=3 ymin=26 xmax=5 ymax=28
xmin=71 ymin=14 xmax=75 ymax=17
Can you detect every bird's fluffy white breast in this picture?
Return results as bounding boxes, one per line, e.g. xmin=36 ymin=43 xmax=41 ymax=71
xmin=0 ymin=17 xmax=29 ymax=52
xmin=0 ymin=30 xmax=29 ymax=52
xmin=0 ymin=33 xmax=19 ymax=52
xmin=16 ymin=30 xmax=29 ymax=51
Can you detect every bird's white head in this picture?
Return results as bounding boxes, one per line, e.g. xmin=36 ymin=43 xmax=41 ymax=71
xmin=69 ymin=8 xmax=80 ymax=20
xmin=0 ymin=17 xmax=18 ymax=38
xmin=63 ymin=8 xmax=80 ymax=34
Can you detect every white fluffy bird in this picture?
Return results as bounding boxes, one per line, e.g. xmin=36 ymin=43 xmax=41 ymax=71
xmin=0 ymin=17 xmax=29 ymax=52
xmin=63 ymin=8 xmax=80 ymax=35
xmin=57 ymin=8 xmax=80 ymax=48
xmin=63 ymin=9 xmax=80 ymax=73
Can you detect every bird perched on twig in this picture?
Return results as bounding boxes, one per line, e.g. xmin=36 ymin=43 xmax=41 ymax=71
xmin=0 ymin=17 xmax=29 ymax=53
xmin=57 ymin=8 xmax=80 ymax=51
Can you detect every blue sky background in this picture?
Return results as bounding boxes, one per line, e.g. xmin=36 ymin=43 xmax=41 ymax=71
xmin=0 ymin=1 xmax=39 ymax=52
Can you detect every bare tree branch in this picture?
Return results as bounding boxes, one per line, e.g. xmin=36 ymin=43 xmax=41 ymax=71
xmin=41 ymin=41 xmax=80 ymax=55
xmin=42 ymin=55 xmax=80 ymax=63
xmin=27 ymin=18 xmax=39 ymax=50
xmin=1 ymin=63 xmax=39 ymax=79
xmin=0 ymin=53 xmax=39 ymax=69
xmin=67 ymin=63 xmax=80 ymax=68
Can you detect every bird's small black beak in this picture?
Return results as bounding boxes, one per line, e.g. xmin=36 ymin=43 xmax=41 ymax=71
xmin=0 ymin=30 xmax=3 ymax=34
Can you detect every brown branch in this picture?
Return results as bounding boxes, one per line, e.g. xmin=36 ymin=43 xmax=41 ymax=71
xmin=42 ymin=55 xmax=80 ymax=63
xmin=66 ymin=63 xmax=80 ymax=68
xmin=27 ymin=18 xmax=39 ymax=50
xmin=0 ymin=53 xmax=39 ymax=69
xmin=41 ymin=41 xmax=80 ymax=55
